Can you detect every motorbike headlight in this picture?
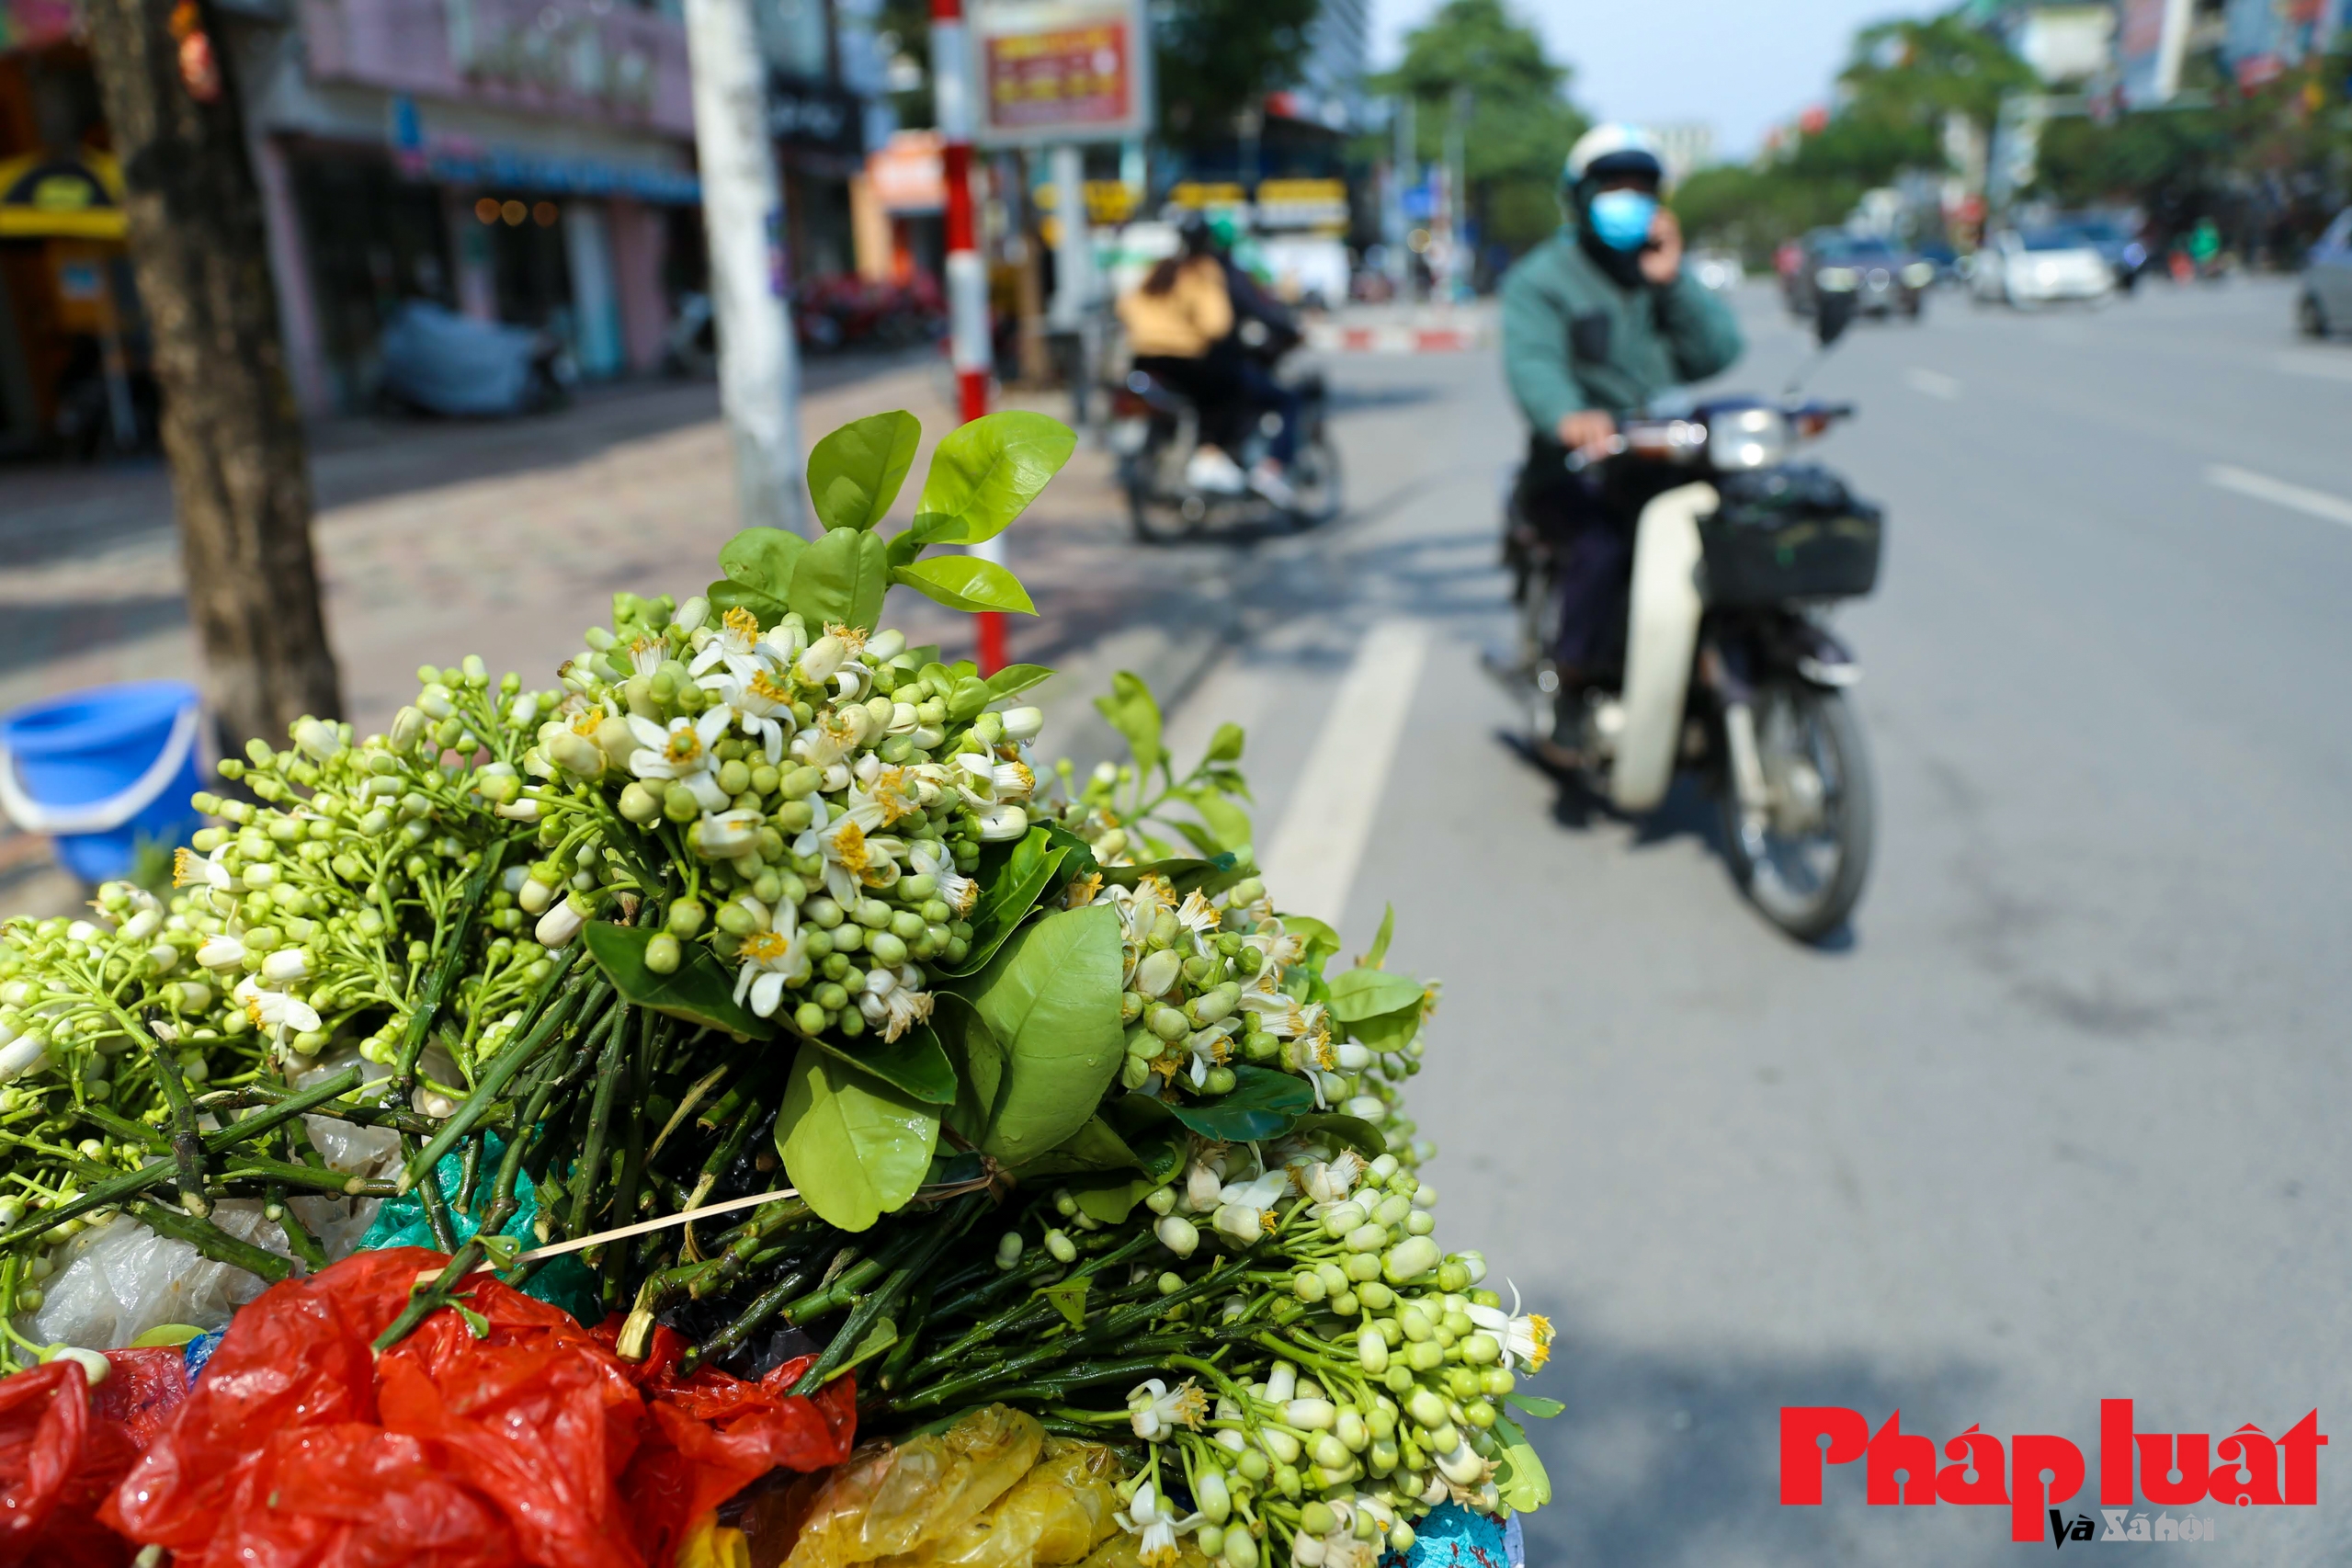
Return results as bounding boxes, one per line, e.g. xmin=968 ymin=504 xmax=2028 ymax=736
xmin=1707 ymin=406 xmax=1791 ymax=472
xmin=1901 ymin=262 xmax=1934 ymax=286
xmin=1816 ymin=266 xmax=1858 ymax=292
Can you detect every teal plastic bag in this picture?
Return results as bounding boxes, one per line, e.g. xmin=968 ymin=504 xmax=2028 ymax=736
xmin=356 ymin=1133 xmax=601 ymax=1324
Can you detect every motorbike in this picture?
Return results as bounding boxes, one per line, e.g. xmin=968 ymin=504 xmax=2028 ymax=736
xmin=1492 ymin=290 xmax=1883 ymax=941
xmin=1108 ymin=320 xmax=1343 ymax=542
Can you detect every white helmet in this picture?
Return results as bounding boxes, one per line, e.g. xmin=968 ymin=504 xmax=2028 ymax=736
xmin=1564 ymin=122 xmax=1665 ymax=187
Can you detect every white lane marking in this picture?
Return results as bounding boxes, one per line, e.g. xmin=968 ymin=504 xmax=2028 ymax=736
xmin=2271 ymin=351 xmax=2352 ymax=383
xmin=1257 ymin=621 xmax=1430 ymax=935
xmin=2206 ymin=464 xmax=2352 ymax=531
xmin=1904 ymin=368 xmax=1961 ymax=400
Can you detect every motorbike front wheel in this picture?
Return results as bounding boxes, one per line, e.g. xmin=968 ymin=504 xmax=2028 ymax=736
xmin=1283 ymin=434 xmax=1344 ymax=528
xmin=1719 ymin=683 xmax=1874 ymax=943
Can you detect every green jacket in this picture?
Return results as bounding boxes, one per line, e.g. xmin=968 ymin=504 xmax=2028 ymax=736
xmin=1500 ymin=226 xmax=1745 ymax=438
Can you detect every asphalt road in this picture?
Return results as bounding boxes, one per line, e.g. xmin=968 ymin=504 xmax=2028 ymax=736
xmin=1147 ymin=276 xmax=2351 ymax=1564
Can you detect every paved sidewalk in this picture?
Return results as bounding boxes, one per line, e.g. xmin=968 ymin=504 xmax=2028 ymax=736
xmin=0 ymin=354 xmax=1248 ymax=916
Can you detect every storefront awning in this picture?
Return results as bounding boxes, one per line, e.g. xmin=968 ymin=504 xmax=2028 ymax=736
xmin=0 ymin=150 xmax=127 ymax=241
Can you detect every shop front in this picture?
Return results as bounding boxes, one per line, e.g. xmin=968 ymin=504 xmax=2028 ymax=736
xmin=259 ymin=0 xmax=703 ymax=410
xmin=0 ymin=20 xmax=154 ymax=457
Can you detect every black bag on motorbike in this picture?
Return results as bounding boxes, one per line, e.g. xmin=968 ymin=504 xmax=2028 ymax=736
xmin=1697 ymin=464 xmax=1883 ymax=605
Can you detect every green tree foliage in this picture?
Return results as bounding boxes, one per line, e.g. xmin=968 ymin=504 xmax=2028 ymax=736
xmin=1674 ymin=7 xmax=2031 ymax=262
xmin=1378 ymin=0 xmax=1588 ymax=254
xmin=1155 ymin=0 xmax=1320 ymax=147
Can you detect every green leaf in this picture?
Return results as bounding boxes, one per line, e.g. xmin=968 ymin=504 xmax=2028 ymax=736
xmin=1037 ymin=1277 xmax=1090 ymax=1327
xmin=929 ymin=991 xmax=1003 ymax=1150
xmin=1015 ymin=1114 xmax=1142 ymax=1177
xmin=707 ymin=578 xmax=790 ymax=628
xmin=1064 ymin=1171 xmax=1157 ymax=1225
xmin=807 ymin=410 xmax=921 ymax=530
xmin=801 ymin=1020 xmax=957 ymax=1106
xmin=1361 ymin=903 xmax=1396 ymax=970
xmin=984 ymin=664 xmax=1054 ymax=700
xmin=718 ymin=528 xmax=809 ymax=596
xmin=581 ymin=922 xmax=774 ymax=1040
xmin=1348 ymin=1006 xmax=1422 ymax=1055
xmin=1093 ymin=670 xmax=1164 ymax=781
xmin=1203 ymin=722 xmax=1246 ymax=765
xmin=829 ymin=1314 xmax=901 ymax=1380
xmin=1164 ymin=816 xmax=1224 ymax=859
xmin=790 ymin=527 xmax=892 ymax=631
xmin=776 ymin=1048 xmax=940 ymax=1231
xmin=1191 ymin=790 xmax=1252 ymax=855
xmin=916 ymin=411 xmax=1077 ymax=543
xmin=891 ymin=554 xmax=1037 ymax=616
xmin=1096 ymin=853 xmax=1248 ymax=900
xmin=937 ymin=829 xmax=1067 ymax=978
xmin=1326 ymin=968 xmax=1426 ymax=1024
xmin=1506 ymin=1394 xmax=1566 ymax=1419
xmin=1285 ymin=1112 xmax=1388 ymax=1160
xmin=1492 ymin=1415 xmax=1553 ymax=1511
xmin=952 ymin=904 xmax=1126 ymax=1164
xmin=1161 ymin=1064 xmax=1316 ymax=1143
xmin=886 ymin=512 xmax=969 ymax=570
xmin=1280 ymin=915 xmax=1341 ymax=972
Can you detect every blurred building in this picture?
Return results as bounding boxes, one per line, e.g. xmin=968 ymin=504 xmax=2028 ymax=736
xmin=1 ymin=0 xmax=892 ymax=440
xmin=1651 ymin=122 xmax=1715 ymax=189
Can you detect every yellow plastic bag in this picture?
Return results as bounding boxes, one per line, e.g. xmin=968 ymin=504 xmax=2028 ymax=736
xmin=676 ymin=1512 xmax=754 ymax=1568
xmin=884 ymin=1437 xmax=1128 ymax=1568
xmin=787 ymin=1405 xmax=1046 ymax=1568
xmin=1076 ymin=1529 xmax=1217 ymax=1568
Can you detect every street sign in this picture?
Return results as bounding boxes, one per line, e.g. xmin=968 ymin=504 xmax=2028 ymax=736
xmin=967 ymin=0 xmax=1152 ymax=147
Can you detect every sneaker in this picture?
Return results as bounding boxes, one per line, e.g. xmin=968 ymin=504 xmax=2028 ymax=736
xmin=1248 ymin=462 xmax=1297 ymax=510
xmin=1184 ymin=447 xmax=1247 ymax=494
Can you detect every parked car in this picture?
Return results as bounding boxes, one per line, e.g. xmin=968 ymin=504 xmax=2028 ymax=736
xmin=1690 ymin=248 xmax=1745 ymax=291
xmin=2298 ymin=208 xmax=2352 ymax=337
xmin=2057 ymin=212 xmax=2150 ymax=291
xmin=1972 ymin=227 xmax=2114 ymax=308
xmin=1786 ymin=233 xmax=1928 ymax=321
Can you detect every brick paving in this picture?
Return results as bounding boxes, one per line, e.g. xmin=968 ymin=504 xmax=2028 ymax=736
xmin=0 ymin=351 xmax=1248 ymax=916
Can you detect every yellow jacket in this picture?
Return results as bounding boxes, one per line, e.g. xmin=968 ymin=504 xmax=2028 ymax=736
xmin=1117 ymin=256 xmax=1233 ymax=358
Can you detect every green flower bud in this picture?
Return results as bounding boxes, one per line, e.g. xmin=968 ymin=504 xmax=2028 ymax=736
xmin=795 ymin=1002 xmax=827 ymax=1035
xmin=1406 ymin=1341 xmax=1444 ymax=1373
xmin=644 ymin=934 xmax=682 ymax=974
xmin=1043 ymin=1229 xmax=1077 ymax=1264
xmin=869 ymin=932 xmax=908 ymax=968
xmin=1119 ymin=991 xmax=1144 ymax=1025
xmin=814 ymin=983 xmax=849 ymax=1011
xmin=854 ymin=899 xmax=891 ymax=930
xmin=1134 ymin=948 xmax=1181 ymax=998
xmin=1299 ymin=1501 xmax=1336 ymax=1537
xmin=1384 ymin=1236 xmax=1442 ymax=1285
xmin=1357 ymin=1324 xmax=1388 ymax=1373
xmin=663 ymin=783 xmax=701 ymax=823
xmin=1330 ymin=1290 xmax=1358 ymax=1315
xmin=1144 ymin=1186 xmax=1177 ymax=1216
xmin=716 ymin=901 xmax=761 ymax=937
xmin=1406 ymin=1388 xmax=1449 ymax=1430
xmin=666 ymin=899 xmax=707 ymax=937
xmin=1479 ymin=1368 xmax=1517 ymax=1398
xmin=994 ymin=1231 xmax=1024 ymax=1268
xmin=1223 ymin=1527 xmax=1258 ymax=1568
xmin=1201 ymin=1066 xmax=1236 ymax=1095
xmin=1147 ymin=1005 xmax=1188 ymax=1041
xmin=1236 ymin=1449 xmax=1269 ymax=1483
xmin=1315 ymin=1261 xmax=1349 ymax=1297
xmin=617 ymin=783 xmax=660 ymax=823
xmin=717 ymin=758 xmax=753 ymax=796
xmin=831 ymin=923 xmax=864 ymax=953
xmin=803 ymin=928 xmax=835 ymax=960
xmin=1119 ymin=1056 xmax=1152 ymax=1090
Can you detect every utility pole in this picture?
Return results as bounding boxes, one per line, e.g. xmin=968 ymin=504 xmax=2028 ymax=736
xmin=1049 ymin=142 xmax=1092 ymax=427
xmin=930 ymin=0 xmax=1005 ymax=674
xmin=82 ymin=0 xmax=341 ymax=749
xmin=1444 ymin=85 xmax=1470 ymax=300
xmin=1393 ymin=95 xmax=1416 ymax=298
xmin=685 ymin=0 xmax=803 ymax=531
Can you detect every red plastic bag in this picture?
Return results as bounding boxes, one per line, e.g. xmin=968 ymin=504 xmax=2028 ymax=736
xmin=103 ymin=1248 xmax=856 ymax=1568
xmin=594 ymin=1322 xmax=858 ymax=1566
xmin=0 ymin=1347 xmax=186 ymax=1568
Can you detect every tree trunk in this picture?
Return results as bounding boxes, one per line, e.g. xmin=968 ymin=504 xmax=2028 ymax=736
xmin=81 ymin=0 xmax=342 ymax=749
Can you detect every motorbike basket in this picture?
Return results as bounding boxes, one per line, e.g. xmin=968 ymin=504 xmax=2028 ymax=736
xmin=1698 ymin=465 xmax=1883 ymax=605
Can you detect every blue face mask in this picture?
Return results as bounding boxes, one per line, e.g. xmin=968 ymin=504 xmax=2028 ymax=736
xmin=1586 ymin=189 xmax=1658 ymax=252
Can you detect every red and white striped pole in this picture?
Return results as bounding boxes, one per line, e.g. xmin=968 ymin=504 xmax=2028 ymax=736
xmin=930 ymin=0 xmax=1006 ymax=675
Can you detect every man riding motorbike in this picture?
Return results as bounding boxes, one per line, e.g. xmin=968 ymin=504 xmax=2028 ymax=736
xmin=1500 ymin=121 xmax=1744 ymax=760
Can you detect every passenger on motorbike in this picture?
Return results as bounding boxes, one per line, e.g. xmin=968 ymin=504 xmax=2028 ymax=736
xmin=1118 ymin=215 xmax=1299 ymax=504
xmin=1500 ymin=122 xmax=1744 ymax=736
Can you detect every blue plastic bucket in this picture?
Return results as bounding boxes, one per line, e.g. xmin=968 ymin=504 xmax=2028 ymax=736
xmin=0 ymin=681 xmax=205 ymax=883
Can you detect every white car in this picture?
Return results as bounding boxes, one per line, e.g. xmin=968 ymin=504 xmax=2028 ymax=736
xmin=2298 ymin=207 xmax=2352 ymax=336
xmin=1973 ymin=227 xmax=2114 ymax=307
xmin=1690 ymin=249 xmax=1745 ymax=291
